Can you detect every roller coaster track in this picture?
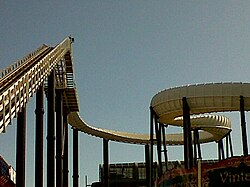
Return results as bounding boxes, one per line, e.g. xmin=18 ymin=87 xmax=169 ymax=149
xmin=1 ymin=37 xmax=250 ymax=146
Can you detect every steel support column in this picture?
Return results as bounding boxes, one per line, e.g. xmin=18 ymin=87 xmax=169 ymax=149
xmin=194 ymin=129 xmax=202 ymax=161
xmin=218 ymin=139 xmax=225 ymax=161
xmin=221 ymin=140 xmax=225 ymax=159
xmin=56 ymin=89 xmax=63 ymax=187
xmin=103 ymin=139 xmax=109 ymax=187
xmin=47 ymin=70 xmax=55 ymax=187
xmin=226 ymin=135 xmax=229 ymax=158
xmin=149 ymin=107 xmax=154 ymax=187
xmin=161 ymin=123 xmax=168 ymax=171
xmin=73 ymin=128 xmax=79 ymax=187
xmin=240 ymin=96 xmax=248 ymax=156
xmin=155 ymin=119 xmax=163 ymax=177
xmin=193 ymin=130 xmax=197 ymax=163
xmin=229 ymin=132 xmax=234 ymax=157
xmin=196 ymin=130 xmax=202 ymax=159
xmin=182 ymin=97 xmax=193 ymax=169
xmin=63 ymin=112 xmax=69 ymax=187
xmin=16 ymin=106 xmax=26 ymax=187
xmin=145 ymin=144 xmax=150 ymax=187
xmin=35 ymin=85 xmax=44 ymax=187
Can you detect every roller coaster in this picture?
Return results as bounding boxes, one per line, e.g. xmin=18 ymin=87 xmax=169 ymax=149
xmin=0 ymin=37 xmax=249 ymax=187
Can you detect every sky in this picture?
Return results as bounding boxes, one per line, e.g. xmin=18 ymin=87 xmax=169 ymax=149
xmin=1 ymin=0 xmax=250 ymax=186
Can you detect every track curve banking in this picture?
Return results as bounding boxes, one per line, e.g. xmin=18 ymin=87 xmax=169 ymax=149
xmin=69 ymin=82 xmax=250 ymax=145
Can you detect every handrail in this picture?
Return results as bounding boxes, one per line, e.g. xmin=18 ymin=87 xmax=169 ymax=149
xmin=0 ymin=44 xmax=49 ymax=79
xmin=0 ymin=37 xmax=73 ymax=133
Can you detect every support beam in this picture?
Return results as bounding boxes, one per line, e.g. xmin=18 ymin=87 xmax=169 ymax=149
xmin=229 ymin=132 xmax=234 ymax=157
xmin=193 ymin=130 xmax=197 ymax=163
xmin=145 ymin=144 xmax=150 ymax=187
xmin=155 ymin=119 xmax=162 ymax=177
xmin=56 ymin=89 xmax=63 ymax=187
xmin=35 ymin=85 xmax=44 ymax=187
xmin=196 ymin=130 xmax=202 ymax=159
xmin=16 ymin=106 xmax=26 ymax=187
xmin=149 ymin=107 xmax=154 ymax=187
xmin=221 ymin=140 xmax=225 ymax=160
xmin=73 ymin=128 xmax=79 ymax=187
xmin=194 ymin=129 xmax=202 ymax=161
xmin=182 ymin=97 xmax=193 ymax=169
xmin=103 ymin=139 xmax=109 ymax=187
xmin=221 ymin=140 xmax=225 ymax=159
xmin=218 ymin=139 xmax=225 ymax=161
xmin=161 ymin=123 xmax=168 ymax=171
xmin=63 ymin=112 xmax=69 ymax=187
xmin=226 ymin=135 xmax=229 ymax=158
xmin=240 ymin=96 xmax=248 ymax=156
xmin=47 ymin=70 xmax=55 ymax=187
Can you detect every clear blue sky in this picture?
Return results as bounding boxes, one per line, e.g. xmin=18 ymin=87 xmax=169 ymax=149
xmin=1 ymin=0 xmax=250 ymax=186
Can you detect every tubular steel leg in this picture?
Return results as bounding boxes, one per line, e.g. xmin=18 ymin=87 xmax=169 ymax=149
xmin=155 ymin=119 xmax=163 ymax=177
xmin=56 ymin=89 xmax=63 ymax=187
xmin=149 ymin=107 xmax=154 ymax=187
xmin=63 ymin=112 xmax=69 ymax=187
xmin=229 ymin=132 xmax=234 ymax=157
xmin=35 ymin=85 xmax=44 ymax=187
xmin=194 ymin=129 xmax=202 ymax=161
xmin=221 ymin=140 xmax=225 ymax=160
xmin=226 ymin=135 xmax=229 ymax=158
xmin=103 ymin=139 xmax=109 ymax=187
xmin=161 ymin=123 xmax=168 ymax=171
xmin=193 ymin=130 xmax=197 ymax=163
xmin=196 ymin=130 xmax=202 ymax=159
xmin=73 ymin=128 xmax=79 ymax=187
xmin=240 ymin=96 xmax=248 ymax=156
xmin=16 ymin=106 xmax=26 ymax=187
xmin=145 ymin=144 xmax=150 ymax=187
xmin=47 ymin=70 xmax=55 ymax=187
xmin=218 ymin=139 xmax=225 ymax=161
xmin=182 ymin=97 xmax=193 ymax=169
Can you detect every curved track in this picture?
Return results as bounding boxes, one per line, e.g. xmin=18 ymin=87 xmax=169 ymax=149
xmin=150 ymin=83 xmax=250 ymax=144
xmin=69 ymin=83 xmax=250 ymax=145
xmin=1 ymin=37 xmax=250 ymax=146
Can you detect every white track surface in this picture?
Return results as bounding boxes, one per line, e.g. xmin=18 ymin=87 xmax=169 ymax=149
xmin=69 ymin=82 xmax=250 ymax=145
